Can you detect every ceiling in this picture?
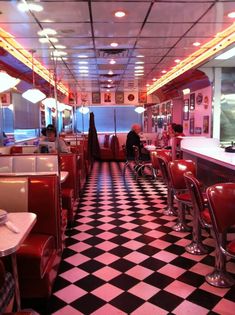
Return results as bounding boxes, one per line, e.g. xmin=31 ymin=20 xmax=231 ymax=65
xmin=0 ymin=0 xmax=235 ymax=95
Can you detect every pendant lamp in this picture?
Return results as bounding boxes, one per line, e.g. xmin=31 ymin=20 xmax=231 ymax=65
xmin=0 ymin=71 xmax=20 ymax=93
xmin=22 ymin=50 xmax=46 ymax=104
xmin=79 ymin=106 xmax=89 ymax=114
xmin=135 ymin=106 xmax=145 ymax=114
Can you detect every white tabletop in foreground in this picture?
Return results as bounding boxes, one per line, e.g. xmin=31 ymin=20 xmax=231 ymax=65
xmin=0 ymin=212 xmax=37 ymax=256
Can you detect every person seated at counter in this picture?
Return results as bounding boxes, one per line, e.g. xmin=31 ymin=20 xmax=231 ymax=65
xmin=126 ymin=123 xmax=149 ymax=161
xmin=38 ymin=124 xmax=70 ymax=153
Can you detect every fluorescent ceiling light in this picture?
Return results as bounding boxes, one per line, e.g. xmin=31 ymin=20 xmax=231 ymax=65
xmin=38 ymin=29 xmax=57 ymax=36
xmin=78 ymin=55 xmax=88 ymax=58
xmin=51 ymin=50 xmax=67 ymax=57
xmin=135 ymin=106 xmax=145 ymax=114
xmin=136 ymin=55 xmax=144 ymax=58
xmin=18 ymin=3 xmax=43 ymax=12
xmin=22 ymin=88 xmax=46 ymax=104
xmin=39 ymin=37 xmax=58 ymax=44
xmin=0 ymin=71 xmax=20 ymax=93
xmin=110 ymin=42 xmax=118 ymax=47
xmin=78 ymin=61 xmax=88 ymax=64
xmin=215 ymin=46 xmax=235 ymax=60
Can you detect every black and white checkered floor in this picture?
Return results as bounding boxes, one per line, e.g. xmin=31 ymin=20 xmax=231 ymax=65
xmin=48 ymin=162 xmax=235 ymax=315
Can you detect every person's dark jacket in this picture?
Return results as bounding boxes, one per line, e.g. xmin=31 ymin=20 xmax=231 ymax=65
xmin=126 ymin=130 xmax=141 ymax=159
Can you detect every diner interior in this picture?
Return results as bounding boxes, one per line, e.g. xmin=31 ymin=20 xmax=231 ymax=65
xmin=0 ymin=1 xmax=235 ymax=314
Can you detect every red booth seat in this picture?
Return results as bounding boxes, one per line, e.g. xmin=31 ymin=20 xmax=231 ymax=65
xmin=0 ymin=174 xmax=62 ymax=299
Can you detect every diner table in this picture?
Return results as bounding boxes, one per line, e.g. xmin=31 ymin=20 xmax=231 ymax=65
xmin=0 ymin=212 xmax=37 ymax=311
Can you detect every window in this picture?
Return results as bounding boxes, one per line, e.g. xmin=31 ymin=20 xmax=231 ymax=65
xmin=76 ymin=105 xmax=141 ymax=133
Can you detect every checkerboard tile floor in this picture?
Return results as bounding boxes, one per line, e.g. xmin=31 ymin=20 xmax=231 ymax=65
xmin=48 ymin=162 xmax=235 ymax=315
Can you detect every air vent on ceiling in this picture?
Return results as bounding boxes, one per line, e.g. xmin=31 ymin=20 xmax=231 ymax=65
xmin=98 ymin=48 xmax=129 ymax=58
xmin=101 ymin=74 xmax=119 ymax=78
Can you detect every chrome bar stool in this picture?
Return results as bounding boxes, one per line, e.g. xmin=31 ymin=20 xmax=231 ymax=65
xmin=184 ymin=171 xmax=211 ymax=255
xmin=206 ymin=182 xmax=235 ymax=288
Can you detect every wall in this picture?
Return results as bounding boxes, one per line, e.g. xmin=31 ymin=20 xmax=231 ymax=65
xmin=182 ymin=86 xmax=212 ymax=137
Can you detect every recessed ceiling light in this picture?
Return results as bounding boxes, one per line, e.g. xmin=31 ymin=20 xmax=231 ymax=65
xmin=135 ymin=69 xmax=144 ymax=73
xmin=152 ymin=78 xmax=157 ymax=81
xmin=110 ymin=42 xmax=118 ymax=47
xmin=135 ymin=61 xmax=144 ymax=64
xmin=107 ymin=85 xmax=111 ymax=88
xmin=38 ymin=28 xmax=57 ymax=36
xmin=193 ymin=41 xmax=201 ymax=47
xmin=135 ymin=73 xmax=144 ymax=76
xmin=174 ymin=59 xmax=181 ymax=63
xmin=39 ymin=37 xmax=58 ymax=43
xmin=78 ymin=61 xmax=88 ymax=64
xmin=51 ymin=50 xmax=67 ymax=57
xmin=228 ymin=11 xmax=235 ymax=18
xmin=114 ymin=11 xmax=126 ymax=18
xmin=109 ymin=59 xmax=116 ymax=64
xmin=78 ymin=55 xmax=88 ymax=58
xmin=18 ymin=3 xmax=43 ymax=12
xmin=79 ymin=66 xmax=88 ymax=69
xmin=136 ymin=55 xmax=144 ymax=58
xmin=51 ymin=57 xmax=68 ymax=61
xmin=79 ymin=69 xmax=89 ymax=73
xmin=161 ymin=70 xmax=167 ymax=73
xmin=146 ymin=84 xmax=150 ymax=87
xmin=50 ymin=45 xmax=66 ymax=49
xmin=135 ymin=66 xmax=144 ymax=69
xmin=108 ymin=70 xmax=113 ymax=75
xmin=108 ymin=79 xmax=112 ymax=82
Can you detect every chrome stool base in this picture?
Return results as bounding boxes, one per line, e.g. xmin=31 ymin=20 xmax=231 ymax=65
xmin=185 ymin=241 xmax=209 ymax=255
xmin=172 ymin=221 xmax=192 ymax=232
xmin=206 ymin=269 xmax=235 ymax=288
xmin=163 ymin=207 xmax=176 ymax=216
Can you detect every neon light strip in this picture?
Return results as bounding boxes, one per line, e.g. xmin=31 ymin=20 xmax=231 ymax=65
xmin=147 ymin=23 xmax=235 ymax=95
xmin=0 ymin=28 xmax=69 ymax=96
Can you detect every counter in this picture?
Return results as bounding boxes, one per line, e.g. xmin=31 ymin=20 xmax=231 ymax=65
xmin=181 ymin=137 xmax=235 ymax=185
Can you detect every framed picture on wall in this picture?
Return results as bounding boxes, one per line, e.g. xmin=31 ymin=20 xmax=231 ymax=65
xmin=115 ymin=91 xmax=124 ymax=104
xmin=92 ymin=92 xmax=101 ymax=104
xmin=189 ymin=118 xmax=194 ymax=134
xmin=104 ymin=92 xmax=111 ymax=102
xmin=190 ymin=93 xmax=195 ymax=110
xmin=195 ymin=127 xmax=202 ymax=134
xmin=138 ymin=91 xmax=147 ymax=103
xmin=203 ymin=115 xmax=209 ymax=133
xmin=183 ymin=99 xmax=189 ymax=120
xmin=0 ymin=93 xmax=11 ymax=105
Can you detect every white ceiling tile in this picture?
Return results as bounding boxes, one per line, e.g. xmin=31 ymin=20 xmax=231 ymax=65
xmin=136 ymin=37 xmax=179 ymax=49
xmin=141 ymin=23 xmax=193 ymax=37
xmin=93 ymin=22 xmax=141 ymax=37
xmin=200 ymin=2 xmax=235 ymax=23
xmin=91 ymin=2 xmax=151 ymax=22
xmin=95 ymin=38 xmax=135 ymax=49
xmin=148 ymin=2 xmax=212 ymax=23
xmin=41 ymin=23 xmax=92 ymax=37
xmin=186 ymin=22 xmax=231 ymax=38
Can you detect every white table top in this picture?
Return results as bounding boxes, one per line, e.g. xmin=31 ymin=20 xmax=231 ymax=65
xmin=0 ymin=212 xmax=37 ymax=256
xmin=181 ymin=137 xmax=235 ymax=171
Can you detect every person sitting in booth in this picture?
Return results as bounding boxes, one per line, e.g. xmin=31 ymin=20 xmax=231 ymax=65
xmin=126 ymin=123 xmax=150 ymax=161
xmin=39 ymin=124 xmax=70 ymax=153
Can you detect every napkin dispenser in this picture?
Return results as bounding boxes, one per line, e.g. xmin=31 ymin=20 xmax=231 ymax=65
xmin=225 ymin=141 xmax=235 ymax=153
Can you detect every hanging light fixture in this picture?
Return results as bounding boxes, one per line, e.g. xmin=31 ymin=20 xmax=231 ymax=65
xmin=22 ymin=50 xmax=46 ymax=103
xmin=135 ymin=106 xmax=145 ymax=114
xmin=0 ymin=71 xmax=20 ymax=93
xmin=79 ymin=106 xmax=89 ymax=114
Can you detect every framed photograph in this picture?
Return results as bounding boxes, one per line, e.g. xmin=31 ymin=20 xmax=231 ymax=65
xmin=196 ymin=92 xmax=203 ymax=105
xmin=195 ymin=127 xmax=202 ymax=134
xmin=104 ymin=92 xmax=111 ymax=102
xmin=203 ymin=115 xmax=209 ymax=133
xmin=127 ymin=93 xmax=135 ymax=102
xmin=40 ymin=110 xmax=46 ymax=127
xmin=190 ymin=93 xmax=195 ymax=110
xmin=92 ymin=92 xmax=101 ymax=104
xmin=0 ymin=92 xmax=11 ymax=105
xmin=189 ymin=118 xmax=194 ymax=134
xmin=183 ymin=99 xmax=189 ymax=120
xmin=115 ymin=91 xmax=124 ymax=104
xmin=138 ymin=91 xmax=147 ymax=103
xmin=166 ymin=101 xmax=172 ymax=114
